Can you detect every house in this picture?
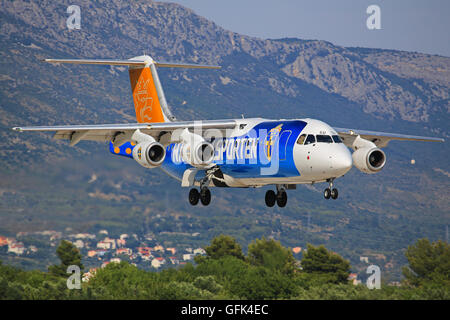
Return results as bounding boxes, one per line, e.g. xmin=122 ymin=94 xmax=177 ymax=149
xmin=168 ymin=257 xmax=179 ymax=265
xmin=138 ymin=247 xmax=153 ymax=261
xmin=138 ymin=247 xmax=152 ymax=255
xmin=97 ymin=241 xmax=111 ymax=250
xmin=96 ymin=250 xmax=107 ymax=257
xmin=74 ymin=233 xmax=95 ymax=240
xmin=348 ymin=273 xmax=361 ymax=285
xmin=185 ymin=248 xmax=193 ymax=253
xmin=166 ymin=247 xmax=176 ymax=255
xmin=8 ymin=243 xmax=25 ymax=255
xmin=360 ymin=256 xmax=369 ymax=263
xmin=193 ymin=248 xmax=206 ymax=255
xmin=88 ymin=250 xmax=97 ymax=258
xmin=116 ymin=248 xmax=132 ymax=256
xmin=28 ymin=245 xmax=38 ymax=253
xmin=74 ymin=240 xmax=84 ymax=249
xmin=116 ymin=238 xmax=126 ymax=247
xmin=153 ymin=245 xmax=164 ymax=252
xmin=82 ymin=268 xmax=97 ymax=282
xmin=0 ymin=236 xmax=8 ymax=246
xmin=103 ymin=237 xmax=116 ymax=249
xmin=183 ymin=254 xmax=194 ymax=261
xmin=99 ymin=230 xmax=108 ymax=235
xmin=120 ymin=234 xmax=129 ymax=240
xmin=292 ymin=247 xmax=302 ymax=254
xmin=101 ymin=261 xmax=110 ymax=268
xmin=141 ymin=254 xmax=153 ymax=261
xmin=151 ymin=258 xmax=162 ymax=269
xmin=110 ymin=258 xmax=121 ymax=264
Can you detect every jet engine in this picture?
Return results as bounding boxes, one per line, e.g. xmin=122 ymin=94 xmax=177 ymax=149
xmin=131 ymin=131 xmax=166 ymax=168
xmin=179 ymin=128 xmax=215 ymax=167
xmin=352 ymin=147 xmax=386 ymax=174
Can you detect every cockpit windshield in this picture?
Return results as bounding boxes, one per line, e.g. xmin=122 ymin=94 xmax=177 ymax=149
xmin=332 ymin=135 xmax=343 ymax=143
xmin=316 ymin=135 xmax=333 ymax=143
xmin=297 ymin=134 xmax=306 ymax=144
xmin=304 ymin=134 xmax=316 ymax=145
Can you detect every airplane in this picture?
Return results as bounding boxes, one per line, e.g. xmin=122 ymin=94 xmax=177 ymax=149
xmin=13 ymin=55 xmax=444 ymax=207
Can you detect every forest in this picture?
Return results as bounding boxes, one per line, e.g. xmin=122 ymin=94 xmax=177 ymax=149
xmin=0 ymin=235 xmax=448 ymax=300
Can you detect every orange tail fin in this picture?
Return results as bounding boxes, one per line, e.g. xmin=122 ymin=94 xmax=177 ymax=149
xmin=129 ymin=67 xmax=165 ymax=123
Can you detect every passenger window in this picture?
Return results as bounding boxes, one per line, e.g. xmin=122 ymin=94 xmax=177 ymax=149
xmin=304 ymin=134 xmax=316 ymax=145
xmin=297 ymin=134 xmax=306 ymax=145
xmin=332 ymin=135 xmax=343 ymax=143
xmin=316 ymin=135 xmax=333 ymax=143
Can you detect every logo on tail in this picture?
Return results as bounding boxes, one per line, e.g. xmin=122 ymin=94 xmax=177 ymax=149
xmin=129 ymin=67 xmax=165 ymax=123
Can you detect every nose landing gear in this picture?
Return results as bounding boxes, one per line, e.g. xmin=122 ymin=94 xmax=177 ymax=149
xmin=324 ymin=179 xmax=338 ymax=200
xmin=265 ymin=185 xmax=288 ymax=207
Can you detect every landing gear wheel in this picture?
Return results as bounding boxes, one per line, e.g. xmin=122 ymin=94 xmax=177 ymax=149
xmin=200 ymin=188 xmax=211 ymax=206
xmin=265 ymin=190 xmax=276 ymax=207
xmin=276 ymin=190 xmax=288 ymax=208
xmin=324 ymin=188 xmax=331 ymax=200
xmin=189 ymin=188 xmax=200 ymax=206
xmin=331 ymin=188 xmax=338 ymax=200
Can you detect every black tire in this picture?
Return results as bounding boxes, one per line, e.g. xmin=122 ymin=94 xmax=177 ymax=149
xmin=189 ymin=188 xmax=199 ymax=206
xmin=276 ymin=191 xmax=288 ymax=207
xmin=331 ymin=188 xmax=338 ymax=200
xmin=324 ymin=188 xmax=331 ymax=200
xmin=200 ymin=188 xmax=211 ymax=206
xmin=265 ymin=190 xmax=276 ymax=207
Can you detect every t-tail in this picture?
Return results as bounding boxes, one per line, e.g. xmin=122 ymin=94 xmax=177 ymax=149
xmin=44 ymin=56 xmax=220 ymax=123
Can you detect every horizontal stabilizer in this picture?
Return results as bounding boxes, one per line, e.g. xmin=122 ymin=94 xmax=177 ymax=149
xmin=44 ymin=59 xmax=147 ymax=66
xmin=44 ymin=58 xmax=220 ymax=69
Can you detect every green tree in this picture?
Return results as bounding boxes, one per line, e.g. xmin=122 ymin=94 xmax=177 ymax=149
xmin=301 ymin=244 xmax=351 ymax=284
xmin=247 ymin=237 xmax=297 ymax=275
xmin=203 ymin=235 xmax=245 ymax=260
xmin=402 ymin=238 xmax=450 ymax=287
xmin=48 ymin=240 xmax=84 ymax=277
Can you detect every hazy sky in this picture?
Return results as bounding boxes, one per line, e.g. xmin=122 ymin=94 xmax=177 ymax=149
xmin=167 ymin=0 xmax=450 ymax=57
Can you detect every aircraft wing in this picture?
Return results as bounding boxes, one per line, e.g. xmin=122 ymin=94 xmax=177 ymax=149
xmin=13 ymin=120 xmax=236 ymax=146
xmin=334 ymin=127 xmax=444 ymax=148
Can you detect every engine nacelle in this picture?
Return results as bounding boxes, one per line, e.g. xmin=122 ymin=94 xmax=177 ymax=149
xmin=179 ymin=128 xmax=215 ymax=167
xmin=352 ymin=147 xmax=386 ymax=174
xmin=132 ymin=140 xmax=166 ymax=168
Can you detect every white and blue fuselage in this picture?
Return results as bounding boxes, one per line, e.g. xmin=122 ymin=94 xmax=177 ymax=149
xmin=110 ymin=118 xmax=353 ymax=188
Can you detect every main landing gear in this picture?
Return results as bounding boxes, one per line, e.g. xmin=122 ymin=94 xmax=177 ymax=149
xmin=265 ymin=185 xmax=288 ymax=208
xmin=188 ymin=168 xmax=218 ymax=206
xmin=324 ymin=179 xmax=338 ymax=200
xmin=189 ymin=187 xmax=211 ymax=206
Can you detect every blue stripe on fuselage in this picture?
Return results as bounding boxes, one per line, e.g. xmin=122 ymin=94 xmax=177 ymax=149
xmin=108 ymin=120 xmax=307 ymax=181
xmin=162 ymin=120 xmax=307 ymax=180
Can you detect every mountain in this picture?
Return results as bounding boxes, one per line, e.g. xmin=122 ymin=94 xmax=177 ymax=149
xmin=0 ymin=0 xmax=449 ymax=280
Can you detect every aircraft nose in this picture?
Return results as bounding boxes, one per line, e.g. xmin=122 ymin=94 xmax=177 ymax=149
xmin=334 ymin=147 xmax=353 ymax=174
